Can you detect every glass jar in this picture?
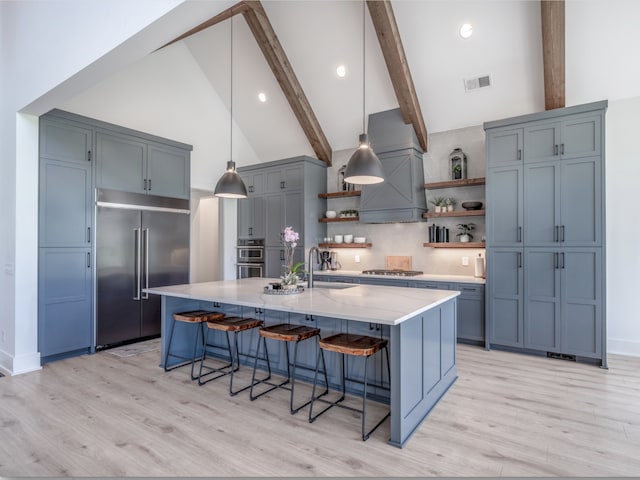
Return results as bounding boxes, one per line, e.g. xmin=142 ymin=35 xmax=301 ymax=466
xmin=449 ymin=148 xmax=467 ymax=180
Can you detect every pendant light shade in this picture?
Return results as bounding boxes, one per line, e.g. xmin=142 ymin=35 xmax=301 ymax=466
xmin=344 ymin=133 xmax=384 ymax=184
xmin=214 ymin=16 xmax=247 ymax=199
xmin=345 ymin=1 xmax=384 ymax=186
xmin=214 ymin=160 xmax=247 ymax=198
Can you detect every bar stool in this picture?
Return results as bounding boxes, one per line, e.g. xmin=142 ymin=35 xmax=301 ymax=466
xmin=308 ymin=333 xmax=390 ymax=441
xmin=164 ymin=310 xmax=225 ymax=380
xmin=197 ymin=316 xmax=264 ymax=396
xmin=250 ymin=323 xmax=329 ymax=414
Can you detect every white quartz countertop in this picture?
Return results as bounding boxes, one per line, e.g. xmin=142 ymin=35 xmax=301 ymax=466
xmin=145 ymin=278 xmax=459 ymax=326
xmin=314 ymin=270 xmax=486 ymax=285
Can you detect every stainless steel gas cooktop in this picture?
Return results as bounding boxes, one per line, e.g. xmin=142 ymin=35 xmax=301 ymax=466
xmin=361 ymin=269 xmax=424 ymax=277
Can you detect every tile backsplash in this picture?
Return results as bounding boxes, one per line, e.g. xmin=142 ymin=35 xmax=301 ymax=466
xmin=323 ymin=125 xmax=486 ymax=276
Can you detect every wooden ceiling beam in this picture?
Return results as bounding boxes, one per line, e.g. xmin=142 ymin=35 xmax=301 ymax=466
xmin=367 ymin=0 xmax=428 ymax=151
xmin=242 ymin=1 xmax=332 ymax=165
xmin=158 ymin=2 xmax=250 ymax=51
xmin=541 ymin=0 xmax=565 ymax=110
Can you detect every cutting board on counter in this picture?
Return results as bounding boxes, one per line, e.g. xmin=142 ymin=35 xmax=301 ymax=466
xmin=385 ymin=255 xmax=412 ymax=271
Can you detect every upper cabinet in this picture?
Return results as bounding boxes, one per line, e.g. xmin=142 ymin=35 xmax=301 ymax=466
xmin=486 ymin=127 xmax=523 ymax=167
xmin=96 ymin=130 xmax=190 ymax=199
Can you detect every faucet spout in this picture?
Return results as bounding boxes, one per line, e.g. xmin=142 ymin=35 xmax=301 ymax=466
xmin=308 ymin=246 xmax=320 ymax=289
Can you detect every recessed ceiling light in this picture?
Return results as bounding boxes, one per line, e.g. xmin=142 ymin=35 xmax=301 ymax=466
xmin=336 ymin=65 xmax=347 ymax=78
xmin=460 ymin=23 xmax=473 ymax=39
xmin=258 ymin=92 xmax=267 ymax=103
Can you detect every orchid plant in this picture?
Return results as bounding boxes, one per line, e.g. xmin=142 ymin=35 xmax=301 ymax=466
xmin=281 ymin=226 xmax=305 ymax=285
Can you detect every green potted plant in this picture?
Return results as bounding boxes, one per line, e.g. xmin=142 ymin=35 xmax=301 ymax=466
xmin=429 ymin=196 xmax=445 ymax=213
xmin=453 ymin=164 xmax=462 ymax=180
xmin=445 ymin=198 xmax=457 ymax=212
xmin=456 ymin=223 xmax=475 ymax=243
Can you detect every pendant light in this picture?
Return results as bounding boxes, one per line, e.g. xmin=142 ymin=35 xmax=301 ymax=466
xmin=214 ymin=15 xmax=248 ymax=199
xmin=344 ymin=0 xmax=384 ymax=185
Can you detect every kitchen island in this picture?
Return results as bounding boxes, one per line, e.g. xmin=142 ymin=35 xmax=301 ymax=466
xmin=146 ymin=278 xmax=459 ymax=447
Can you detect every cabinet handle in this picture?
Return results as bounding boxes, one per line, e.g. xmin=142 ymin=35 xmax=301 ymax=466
xmin=249 ymin=185 xmax=254 ymax=193
xmin=87 ymin=150 xmax=92 ymax=162
xmin=561 ymin=225 xmax=565 ymax=242
xmin=517 ymin=252 xmax=522 ymax=268
xmin=554 ymin=252 xmax=559 ymax=269
xmin=280 ymin=249 xmax=285 ymax=261
xmin=87 ymin=227 xmax=91 ymax=244
xmin=561 ymin=252 xmax=566 ymax=269
xmin=248 ymin=227 xmax=253 ymax=236
xmin=87 ymin=252 xmax=91 ymax=268
xmin=369 ymin=323 xmax=374 ymax=330
xmin=517 ymin=226 xmax=522 ymax=243
xmin=143 ymin=179 xmax=147 ymax=190
xmin=280 ymin=181 xmax=285 ymax=189
xmin=554 ymin=144 xmax=559 ymax=156
xmin=560 ymin=143 xmax=565 ymax=155
xmin=555 ymin=225 xmax=559 ymax=242
xmin=517 ymin=149 xmax=522 ymax=161
xmin=148 ymin=179 xmax=151 ymax=191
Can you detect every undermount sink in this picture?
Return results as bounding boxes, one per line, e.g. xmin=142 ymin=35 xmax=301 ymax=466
xmin=311 ymin=282 xmax=357 ymax=290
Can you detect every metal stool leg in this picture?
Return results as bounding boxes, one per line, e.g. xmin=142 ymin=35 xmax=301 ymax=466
xmin=249 ymin=336 xmax=273 ymax=400
xmin=197 ymin=328 xmax=234 ymax=386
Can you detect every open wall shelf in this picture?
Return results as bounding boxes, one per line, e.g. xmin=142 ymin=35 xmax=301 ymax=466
xmin=423 ymin=242 xmax=486 ymax=248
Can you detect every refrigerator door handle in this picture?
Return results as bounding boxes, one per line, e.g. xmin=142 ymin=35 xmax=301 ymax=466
xmin=142 ymin=228 xmax=149 ymax=299
xmin=134 ymin=228 xmax=141 ymax=300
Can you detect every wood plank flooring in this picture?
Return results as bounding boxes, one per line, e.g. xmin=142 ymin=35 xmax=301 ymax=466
xmin=1 ymin=345 xmax=639 ymax=476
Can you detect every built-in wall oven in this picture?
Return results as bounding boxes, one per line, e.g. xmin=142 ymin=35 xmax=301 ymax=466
xmin=236 ymin=238 xmax=264 ymax=279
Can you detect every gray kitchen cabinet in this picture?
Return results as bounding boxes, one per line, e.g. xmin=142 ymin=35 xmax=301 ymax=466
xmin=524 ymin=113 xmax=602 ymax=164
xmin=486 ymin=164 xmax=523 ymax=246
xmin=486 ymin=248 xmax=524 ymax=348
xmin=524 ymin=248 xmax=561 ymax=352
xmin=486 ymin=127 xmax=523 ymax=167
xmin=39 ymin=159 xmax=92 ymax=248
xmin=38 ymin=247 xmax=92 ymax=360
xmin=264 ymin=246 xmax=303 ymax=279
xmin=238 ymin=156 xmax=327 ymax=275
xmin=96 ymin=130 xmax=190 ymax=199
xmin=484 ymin=101 xmax=606 ymax=365
xmin=524 ymin=157 xmax=601 ymax=247
xmin=455 ymin=283 xmax=485 ymax=343
xmin=39 ymin=109 xmax=192 ymax=364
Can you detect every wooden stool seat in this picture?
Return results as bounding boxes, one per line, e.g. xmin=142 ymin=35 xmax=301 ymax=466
xmin=173 ymin=310 xmax=225 ymax=323
xmin=206 ymin=316 xmax=263 ymax=332
xmin=259 ymin=323 xmax=320 ymax=342
xmin=319 ymin=333 xmax=387 ymax=357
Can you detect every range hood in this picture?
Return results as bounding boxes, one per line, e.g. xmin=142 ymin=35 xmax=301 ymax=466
xmin=358 ymin=108 xmax=427 ymax=223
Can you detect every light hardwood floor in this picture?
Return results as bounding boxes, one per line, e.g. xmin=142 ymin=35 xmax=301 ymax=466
xmin=1 ymin=344 xmax=639 ymax=477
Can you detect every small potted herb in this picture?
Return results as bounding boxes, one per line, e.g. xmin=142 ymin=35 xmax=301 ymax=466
xmin=445 ymin=198 xmax=457 ymax=212
xmin=429 ymin=196 xmax=445 ymax=213
xmin=456 ymin=223 xmax=475 ymax=243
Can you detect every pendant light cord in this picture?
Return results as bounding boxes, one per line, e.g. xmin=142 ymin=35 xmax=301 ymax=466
xmin=362 ymin=0 xmax=366 ymax=135
xmin=230 ymin=15 xmax=234 ymax=164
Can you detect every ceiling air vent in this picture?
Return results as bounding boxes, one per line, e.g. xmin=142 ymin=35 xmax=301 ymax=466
xmin=464 ymin=74 xmax=491 ymax=92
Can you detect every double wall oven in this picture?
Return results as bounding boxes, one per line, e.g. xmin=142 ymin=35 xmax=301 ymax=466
xmin=236 ymin=238 xmax=264 ymax=278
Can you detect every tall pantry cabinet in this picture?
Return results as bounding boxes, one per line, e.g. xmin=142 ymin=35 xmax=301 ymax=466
xmin=484 ymin=101 xmax=607 ymax=366
xmin=38 ymin=109 xmax=191 ymax=364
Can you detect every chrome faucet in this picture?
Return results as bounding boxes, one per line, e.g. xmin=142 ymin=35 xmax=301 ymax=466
xmin=308 ymin=246 xmax=320 ymax=288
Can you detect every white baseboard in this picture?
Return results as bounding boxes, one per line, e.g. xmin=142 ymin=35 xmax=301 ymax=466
xmin=0 ymin=348 xmax=41 ymax=376
xmin=607 ymin=338 xmax=640 ymax=358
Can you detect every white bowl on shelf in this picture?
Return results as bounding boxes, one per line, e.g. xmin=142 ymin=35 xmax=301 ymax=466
xmin=354 ymin=237 xmax=366 ymax=244
xmin=325 ymin=210 xmax=337 ymax=218
xmin=344 ymin=234 xmax=353 ymax=244
xmin=333 ymin=235 xmax=343 ymax=244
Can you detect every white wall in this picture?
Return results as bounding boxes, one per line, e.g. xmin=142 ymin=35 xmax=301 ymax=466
xmin=566 ymin=0 xmax=640 ymax=356
xmin=190 ymin=192 xmax=220 ymax=283
xmin=0 ymin=0 xmax=234 ymax=375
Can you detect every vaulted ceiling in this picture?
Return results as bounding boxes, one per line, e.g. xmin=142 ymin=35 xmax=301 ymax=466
xmin=179 ymin=0 xmax=545 ymax=155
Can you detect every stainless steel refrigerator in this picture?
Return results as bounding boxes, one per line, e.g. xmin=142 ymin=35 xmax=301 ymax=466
xmin=96 ymin=189 xmax=189 ymax=347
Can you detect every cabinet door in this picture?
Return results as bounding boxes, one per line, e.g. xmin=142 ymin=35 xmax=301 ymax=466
xmin=560 ymin=157 xmax=602 ymax=246
xmin=487 ymin=248 xmax=524 ymax=348
xmin=39 ymin=159 xmax=92 ymax=248
xmin=265 ymin=168 xmax=284 ymax=194
xmin=486 ymin=165 xmax=523 ymax=246
xmin=244 ymin=171 xmax=265 ymax=196
xmin=524 ymin=121 xmax=561 ymax=163
xmin=561 ymin=248 xmax=602 ymax=357
xmin=524 ymin=162 xmax=560 ymax=245
xmin=561 ymin=114 xmax=601 ymax=159
xmin=283 ymin=164 xmax=303 ymax=190
xmin=237 ymin=197 xmax=252 ymax=238
xmin=524 ymin=248 xmax=561 ymax=352
xmin=284 ymin=191 xmax=303 ymax=240
xmin=96 ymin=131 xmax=146 ymax=194
xmin=147 ymin=144 xmax=190 ymax=199
xmin=486 ymin=128 xmax=523 ymax=167
xmin=40 ymin=119 xmax=92 ymax=164
xmin=38 ymin=247 xmax=92 ymax=357
xmin=264 ymin=246 xmax=285 ymax=279
xmin=458 ymin=296 xmax=484 ymax=342
xmin=265 ymin=194 xmax=284 ymax=246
